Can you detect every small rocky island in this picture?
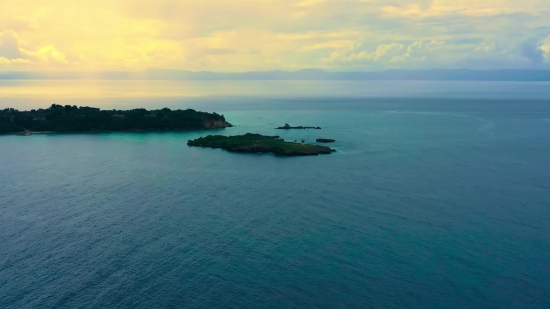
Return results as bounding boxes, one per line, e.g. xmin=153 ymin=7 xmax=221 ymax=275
xmin=276 ymin=123 xmax=321 ymax=130
xmin=0 ymin=104 xmax=232 ymax=134
xmin=188 ymin=133 xmax=335 ymax=156
xmin=316 ymin=138 xmax=336 ymax=143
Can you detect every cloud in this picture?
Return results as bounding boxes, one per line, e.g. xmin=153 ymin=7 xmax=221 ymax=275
xmin=322 ymin=43 xmax=406 ymax=68
xmin=0 ymin=30 xmax=67 ymax=66
xmin=521 ymin=39 xmax=544 ymax=65
xmin=399 ymin=40 xmax=446 ymax=62
xmin=0 ymin=31 xmax=24 ymax=59
xmin=22 ymin=45 xmax=68 ymax=64
xmin=302 ymin=40 xmax=357 ymax=51
xmin=381 ymin=0 xmax=549 ymax=17
xmin=0 ymin=0 xmax=549 ymax=71
xmin=541 ymin=35 xmax=550 ymax=61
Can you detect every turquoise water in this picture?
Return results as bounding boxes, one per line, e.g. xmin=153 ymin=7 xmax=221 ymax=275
xmin=1 ymin=94 xmax=550 ymax=308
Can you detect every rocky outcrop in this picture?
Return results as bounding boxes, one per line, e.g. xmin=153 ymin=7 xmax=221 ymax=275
xmin=276 ymin=123 xmax=321 ymax=130
xmin=316 ymin=138 xmax=335 ymax=143
xmin=203 ymin=119 xmax=233 ymax=129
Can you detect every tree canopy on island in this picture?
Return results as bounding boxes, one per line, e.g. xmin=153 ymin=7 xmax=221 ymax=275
xmin=0 ymin=104 xmax=231 ymax=134
xmin=187 ymin=133 xmax=334 ymax=156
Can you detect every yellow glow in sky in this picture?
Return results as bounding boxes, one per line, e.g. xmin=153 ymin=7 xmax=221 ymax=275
xmin=1 ymin=0 xmax=549 ymax=71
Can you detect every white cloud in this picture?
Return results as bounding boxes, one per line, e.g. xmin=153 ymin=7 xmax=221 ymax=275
xmin=322 ymin=43 xmax=405 ymax=67
xmin=22 ymin=45 xmax=67 ymax=64
xmin=0 ymin=30 xmax=67 ymax=66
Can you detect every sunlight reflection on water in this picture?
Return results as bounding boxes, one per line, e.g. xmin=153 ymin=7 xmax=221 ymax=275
xmin=1 ymin=80 xmax=550 ymax=110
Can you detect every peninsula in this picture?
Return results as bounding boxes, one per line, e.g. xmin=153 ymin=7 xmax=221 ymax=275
xmin=276 ymin=124 xmax=321 ymax=130
xmin=188 ymin=133 xmax=334 ymax=156
xmin=0 ymin=104 xmax=232 ymax=134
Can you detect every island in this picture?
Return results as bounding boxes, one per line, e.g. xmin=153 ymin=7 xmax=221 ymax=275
xmin=0 ymin=104 xmax=232 ymax=134
xmin=276 ymin=123 xmax=321 ymax=130
xmin=187 ymin=133 xmax=335 ymax=156
xmin=316 ymin=138 xmax=336 ymax=143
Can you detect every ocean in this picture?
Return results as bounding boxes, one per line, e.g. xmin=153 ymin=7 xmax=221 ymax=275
xmin=1 ymin=81 xmax=550 ymax=308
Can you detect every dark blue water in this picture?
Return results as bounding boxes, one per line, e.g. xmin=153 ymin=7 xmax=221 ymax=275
xmin=1 ymin=98 xmax=550 ymax=308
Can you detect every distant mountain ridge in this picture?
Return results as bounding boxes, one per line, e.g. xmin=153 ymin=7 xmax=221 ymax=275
xmin=1 ymin=69 xmax=549 ymax=81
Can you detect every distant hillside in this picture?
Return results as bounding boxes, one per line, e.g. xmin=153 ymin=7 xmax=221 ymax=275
xmin=1 ymin=69 xmax=549 ymax=81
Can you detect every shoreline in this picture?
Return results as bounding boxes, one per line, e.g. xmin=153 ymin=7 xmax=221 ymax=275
xmin=3 ymin=127 xmax=232 ymax=136
xmin=1 ymin=105 xmax=232 ymax=136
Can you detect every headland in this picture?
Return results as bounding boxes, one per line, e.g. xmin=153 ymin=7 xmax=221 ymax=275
xmin=0 ymin=104 xmax=232 ymax=134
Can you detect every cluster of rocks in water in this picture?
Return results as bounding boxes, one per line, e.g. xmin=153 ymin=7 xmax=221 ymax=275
xmin=316 ymin=138 xmax=336 ymax=143
xmin=276 ymin=124 xmax=321 ymax=130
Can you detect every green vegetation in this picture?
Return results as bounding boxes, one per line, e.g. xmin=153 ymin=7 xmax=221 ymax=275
xmin=188 ymin=133 xmax=334 ymax=156
xmin=0 ymin=104 xmax=232 ymax=134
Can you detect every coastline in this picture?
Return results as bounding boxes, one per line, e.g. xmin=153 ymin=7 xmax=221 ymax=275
xmin=3 ymin=127 xmax=232 ymax=136
xmin=1 ymin=105 xmax=232 ymax=136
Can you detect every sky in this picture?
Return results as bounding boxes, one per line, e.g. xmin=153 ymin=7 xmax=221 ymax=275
xmin=1 ymin=0 xmax=549 ymax=72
